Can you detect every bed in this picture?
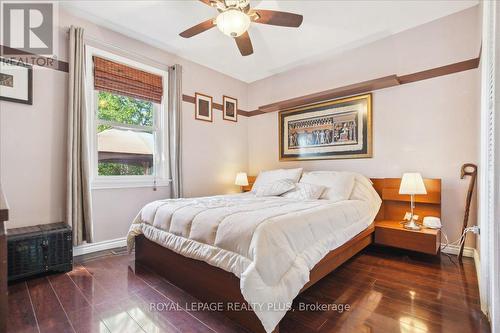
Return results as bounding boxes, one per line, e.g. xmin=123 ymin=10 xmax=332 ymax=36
xmin=127 ymin=171 xmax=383 ymax=333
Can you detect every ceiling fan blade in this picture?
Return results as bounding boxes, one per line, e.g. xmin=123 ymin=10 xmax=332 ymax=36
xmin=179 ymin=18 xmax=216 ymax=38
xmin=235 ymin=32 xmax=253 ymax=56
xmin=252 ymin=9 xmax=303 ymax=28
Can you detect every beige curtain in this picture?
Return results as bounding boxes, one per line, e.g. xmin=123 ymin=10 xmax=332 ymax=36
xmin=67 ymin=26 xmax=93 ymax=245
xmin=168 ymin=64 xmax=183 ymax=198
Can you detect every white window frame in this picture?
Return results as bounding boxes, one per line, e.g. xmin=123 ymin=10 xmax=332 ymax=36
xmin=85 ymin=46 xmax=170 ymax=189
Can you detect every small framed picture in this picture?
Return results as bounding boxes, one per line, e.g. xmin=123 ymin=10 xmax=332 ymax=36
xmin=195 ymin=92 xmax=213 ymax=122
xmin=223 ymin=95 xmax=238 ymax=122
xmin=0 ymin=57 xmax=33 ymax=105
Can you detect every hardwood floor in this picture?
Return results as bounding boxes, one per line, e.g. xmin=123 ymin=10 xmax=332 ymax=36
xmin=7 ymin=246 xmax=490 ymax=333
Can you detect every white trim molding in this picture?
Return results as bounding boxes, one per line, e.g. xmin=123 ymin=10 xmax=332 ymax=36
xmin=441 ymin=244 xmax=475 ymax=258
xmin=479 ymin=0 xmax=500 ymax=329
xmin=73 ymin=237 xmax=127 ymax=256
xmin=85 ymin=45 xmax=170 ymax=190
xmin=474 ymin=248 xmax=481 ymax=289
xmin=92 ymin=178 xmax=171 ymax=190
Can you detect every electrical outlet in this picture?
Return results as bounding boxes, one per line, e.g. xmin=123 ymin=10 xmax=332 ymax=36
xmin=470 ymin=226 xmax=480 ymax=235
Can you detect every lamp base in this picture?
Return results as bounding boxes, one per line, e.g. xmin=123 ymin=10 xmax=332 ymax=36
xmin=403 ymin=220 xmax=421 ymax=231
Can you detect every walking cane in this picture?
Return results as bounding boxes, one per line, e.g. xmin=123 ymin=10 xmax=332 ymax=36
xmin=458 ymin=163 xmax=478 ymax=260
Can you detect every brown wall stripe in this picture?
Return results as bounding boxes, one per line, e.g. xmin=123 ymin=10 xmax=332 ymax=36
xmin=397 ymin=57 xmax=480 ymax=84
xmin=254 ymin=56 xmax=480 ymax=114
xmin=1 ymin=44 xmax=479 ymax=117
xmin=183 ymin=55 xmax=480 ymax=117
xmin=257 ymin=75 xmax=400 ymax=113
xmin=1 ymin=45 xmax=69 ymax=72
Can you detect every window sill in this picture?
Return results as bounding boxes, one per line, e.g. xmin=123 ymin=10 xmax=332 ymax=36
xmin=91 ymin=179 xmax=171 ymax=190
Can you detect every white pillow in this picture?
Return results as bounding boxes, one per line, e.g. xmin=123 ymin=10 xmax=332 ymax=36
xmin=282 ymin=183 xmax=326 ymax=200
xmin=349 ymin=173 xmax=382 ymax=217
xmin=349 ymin=173 xmax=381 ymax=202
xmin=254 ymin=179 xmax=296 ymax=197
xmin=353 ymin=173 xmax=373 ymax=186
xmin=299 ymin=171 xmax=355 ymax=202
xmin=252 ymin=168 xmax=303 ymax=192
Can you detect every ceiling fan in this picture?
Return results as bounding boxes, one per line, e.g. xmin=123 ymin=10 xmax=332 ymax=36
xmin=179 ymin=0 xmax=303 ymax=56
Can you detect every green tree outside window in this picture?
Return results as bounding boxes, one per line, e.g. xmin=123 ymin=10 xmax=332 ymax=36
xmin=97 ymin=92 xmax=154 ymax=176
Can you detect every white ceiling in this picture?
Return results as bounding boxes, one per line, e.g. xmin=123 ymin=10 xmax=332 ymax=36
xmin=62 ymin=0 xmax=478 ymax=83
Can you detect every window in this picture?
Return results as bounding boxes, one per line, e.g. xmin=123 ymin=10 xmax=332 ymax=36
xmin=86 ymin=46 xmax=169 ymax=189
xmin=96 ymin=91 xmax=156 ymax=176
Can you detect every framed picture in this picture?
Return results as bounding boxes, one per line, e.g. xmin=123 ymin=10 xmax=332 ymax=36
xmin=223 ymin=95 xmax=238 ymax=122
xmin=195 ymin=92 xmax=213 ymax=122
xmin=279 ymin=93 xmax=372 ymax=161
xmin=0 ymin=58 xmax=33 ymax=105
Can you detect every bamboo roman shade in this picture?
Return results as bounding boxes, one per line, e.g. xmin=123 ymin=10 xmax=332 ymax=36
xmin=93 ymin=56 xmax=163 ymax=103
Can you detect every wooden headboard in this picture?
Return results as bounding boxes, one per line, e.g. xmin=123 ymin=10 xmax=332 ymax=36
xmin=371 ymin=178 xmax=441 ymax=221
xmin=242 ymin=176 xmax=257 ymax=192
xmin=242 ymin=176 xmax=441 ymax=222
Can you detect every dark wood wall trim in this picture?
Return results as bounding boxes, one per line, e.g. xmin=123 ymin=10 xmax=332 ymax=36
xmin=181 ymin=55 xmax=480 ymax=117
xmin=1 ymin=45 xmax=69 ymax=72
xmin=256 ymin=56 xmax=480 ymax=114
xmin=2 ymin=42 xmax=479 ymax=117
xmin=258 ymin=75 xmax=400 ymax=113
xmin=246 ymin=110 xmax=267 ymax=117
xmin=397 ymin=57 xmax=479 ymax=84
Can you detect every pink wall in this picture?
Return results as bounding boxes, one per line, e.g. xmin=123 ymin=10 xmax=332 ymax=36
xmin=0 ymin=9 xmax=249 ymax=242
xmin=246 ymin=6 xmax=480 ymax=110
xmin=0 ymin=6 xmax=482 ymax=247
xmin=246 ymin=6 xmax=481 ymax=246
xmin=0 ymin=69 xmax=68 ymax=231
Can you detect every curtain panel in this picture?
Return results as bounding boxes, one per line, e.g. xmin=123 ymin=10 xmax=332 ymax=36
xmin=67 ymin=26 xmax=93 ymax=245
xmin=168 ymin=64 xmax=183 ymax=198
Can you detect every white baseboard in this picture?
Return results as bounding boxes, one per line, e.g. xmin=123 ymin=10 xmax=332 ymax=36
xmin=441 ymin=243 xmax=475 ymax=258
xmin=472 ymin=248 xmax=488 ymax=317
xmin=73 ymin=237 xmax=127 ymax=256
xmin=473 ymin=248 xmax=481 ymax=281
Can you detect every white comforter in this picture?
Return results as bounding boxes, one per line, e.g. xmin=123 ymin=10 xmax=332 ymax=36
xmin=127 ymin=193 xmax=380 ymax=332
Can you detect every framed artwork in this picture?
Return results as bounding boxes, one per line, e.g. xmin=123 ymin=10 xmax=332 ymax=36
xmin=0 ymin=57 xmax=33 ymax=105
xmin=223 ymin=95 xmax=238 ymax=122
xmin=195 ymin=93 xmax=213 ymax=122
xmin=279 ymin=93 xmax=372 ymax=161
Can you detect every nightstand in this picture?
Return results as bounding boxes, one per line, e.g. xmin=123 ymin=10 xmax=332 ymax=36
xmin=374 ymin=220 xmax=441 ymax=255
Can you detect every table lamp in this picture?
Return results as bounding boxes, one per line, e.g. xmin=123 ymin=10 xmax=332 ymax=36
xmin=235 ymin=172 xmax=249 ymax=187
xmin=399 ymin=173 xmax=427 ymax=230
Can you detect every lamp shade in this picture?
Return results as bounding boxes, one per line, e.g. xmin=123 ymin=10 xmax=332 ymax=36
xmin=399 ymin=173 xmax=427 ymax=195
xmin=235 ymin=172 xmax=249 ymax=186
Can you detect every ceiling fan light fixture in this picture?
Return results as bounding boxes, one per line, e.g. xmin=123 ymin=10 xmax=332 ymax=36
xmin=216 ymin=9 xmax=251 ymax=37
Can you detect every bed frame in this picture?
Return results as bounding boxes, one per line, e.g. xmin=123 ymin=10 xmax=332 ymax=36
xmin=135 ymin=177 xmax=439 ymax=333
